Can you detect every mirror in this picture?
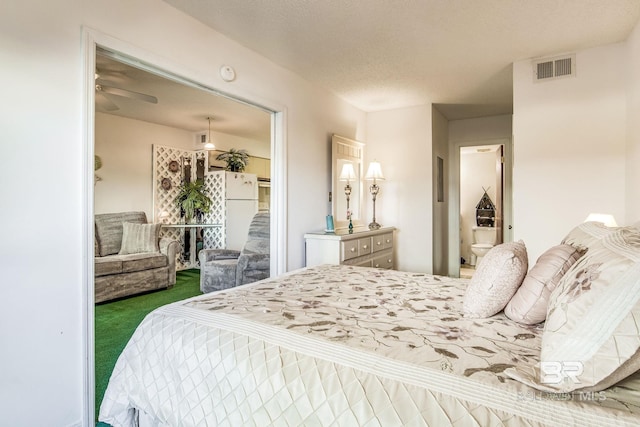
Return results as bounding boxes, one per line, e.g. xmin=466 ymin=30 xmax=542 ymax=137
xmin=332 ymin=134 xmax=364 ymax=229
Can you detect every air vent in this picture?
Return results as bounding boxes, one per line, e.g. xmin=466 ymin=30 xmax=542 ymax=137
xmin=533 ymin=54 xmax=575 ymax=82
xmin=196 ymin=132 xmax=208 ymax=144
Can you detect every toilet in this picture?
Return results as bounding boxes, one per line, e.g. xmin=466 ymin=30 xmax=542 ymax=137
xmin=471 ymin=226 xmax=497 ymax=267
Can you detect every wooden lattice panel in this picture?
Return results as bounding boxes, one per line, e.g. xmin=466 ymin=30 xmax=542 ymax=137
xmin=153 ymin=145 xmax=226 ymax=270
xmin=202 ymin=171 xmax=225 ymax=250
xmin=153 ymin=144 xmax=192 ymax=224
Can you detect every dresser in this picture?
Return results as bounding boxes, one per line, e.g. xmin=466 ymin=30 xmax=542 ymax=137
xmin=304 ymin=227 xmax=395 ymax=269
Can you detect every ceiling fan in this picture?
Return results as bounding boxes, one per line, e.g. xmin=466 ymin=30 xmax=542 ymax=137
xmin=95 ymin=73 xmax=158 ymax=111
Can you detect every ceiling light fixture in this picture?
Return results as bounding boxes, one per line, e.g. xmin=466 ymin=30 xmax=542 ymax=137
xmin=204 ymin=117 xmax=215 ymax=150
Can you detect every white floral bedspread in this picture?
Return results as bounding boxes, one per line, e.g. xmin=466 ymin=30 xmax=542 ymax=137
xmin=100 ymin=265 xmax=640 ymax=427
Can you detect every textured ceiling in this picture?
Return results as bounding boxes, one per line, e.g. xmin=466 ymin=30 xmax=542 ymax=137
xmin=164 ymin=0 xmax=640 ymax=119
xmin=96 ymin=51 xmax=271 ymax=139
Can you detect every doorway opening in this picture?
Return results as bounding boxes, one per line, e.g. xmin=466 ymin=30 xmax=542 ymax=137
xmin=446 ymin=137 xmax=512 ymax=278
xmin=459 ymin=144 xmax=504 ymax=278
xmin=83 ymin=31 xmax=287 ymax=424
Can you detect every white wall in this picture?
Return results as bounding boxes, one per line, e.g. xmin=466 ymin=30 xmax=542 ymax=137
xmin=366 ymin=105 xmax=433 ymax=273
xmin=207 ymin=131 xmax=270 ymax=158
xmin=513 ymin=43 xmax=627 ymax=263
xmin=626 ymin=20 xmax=640 ymax=222
xmin=431 ymin=107 xmax=449 ymax=275
xmin=449 ymin=115 xmax=513 ymax=142
xmin=95 ymin=113 xmax=194 ymax=217
xmin=1 ymin=1 xmax=365 ymax=425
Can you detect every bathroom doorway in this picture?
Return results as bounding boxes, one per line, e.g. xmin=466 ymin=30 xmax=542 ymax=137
xmin=459 ymin=144 xmax=505 ymax=278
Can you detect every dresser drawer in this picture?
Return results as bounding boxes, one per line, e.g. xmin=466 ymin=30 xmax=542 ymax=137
xmin=342 ymin=239 xmax=360 ymax=260
xmin=305 ymin=227 xmax=395 ymax=269
xmin=354 ymin=258 xmax=373 ymax=268
xmin=372 ymin=234 xmax=386 ymax=252
xmin=358 ymin=237 xmax=372 ymax=256
xmin=372 ymin=253 xmax=393 ymax=269
xmin=382 ymin=233 xmax=393 ymax=249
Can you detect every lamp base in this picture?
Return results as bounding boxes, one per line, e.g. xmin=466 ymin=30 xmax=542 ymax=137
xmin=368 ymin=221 xmax=381 ymax=230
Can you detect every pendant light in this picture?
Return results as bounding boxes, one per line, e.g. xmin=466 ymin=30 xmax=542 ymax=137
xmin=204 ymin=117 xmax=215 ymax=150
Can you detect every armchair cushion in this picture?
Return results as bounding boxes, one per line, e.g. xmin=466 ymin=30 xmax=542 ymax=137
xmin=94 ymin=252 xmax=167 ymax=277
xmin=200 ymin=259 xmax=238 ymax=292
xmin=237 ymin=253 xmax=270 ymax=285
xmin=199 ymin=249 xmax=241 ymax=263
xmin=200 ymin=211 xmax=270 ymax=293
xmin=242 ymin=239 xmax=269 ymax=255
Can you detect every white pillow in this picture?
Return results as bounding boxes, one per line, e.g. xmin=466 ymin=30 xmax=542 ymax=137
xmin=118 ymin=222 xmax=161 ymax=255
xmin=506 ymin=227 xmax=640 ymax=392
xmin=463 ymin=240 xmax=528 ymax=318
xmin=561 ymin=221 xmax=617 ymax=251
xmin=504 ymin=244 xmax=584 ymax=325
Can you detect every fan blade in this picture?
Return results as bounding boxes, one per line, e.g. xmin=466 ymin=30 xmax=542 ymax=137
xmin=96 ymin=83 xmax=158 ymax=104
xmin=95 ymin=68 xmax=129 ymax=84
xmin=95 ymin=92 xmax=119 ymax=111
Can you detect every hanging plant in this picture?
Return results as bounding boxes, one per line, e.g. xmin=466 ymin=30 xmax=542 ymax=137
xmin=216 ymin=148 xmax=249 ymax=172
xmin=174 ymin=179 xmax=212 ymax=223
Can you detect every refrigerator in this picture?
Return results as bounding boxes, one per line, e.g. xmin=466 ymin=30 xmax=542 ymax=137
xmin=224 ymin=172 xmax=259 ymax=251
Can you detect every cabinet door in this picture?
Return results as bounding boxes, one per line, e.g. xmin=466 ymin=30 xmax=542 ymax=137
xmin=226 ymin=172 xmax=258 ymax=199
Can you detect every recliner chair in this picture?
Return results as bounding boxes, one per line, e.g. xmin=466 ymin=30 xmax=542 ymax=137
xmin=199 ymin=211 xmax=270 ymax=293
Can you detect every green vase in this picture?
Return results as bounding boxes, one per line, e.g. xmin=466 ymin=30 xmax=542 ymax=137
xmin=348 ymin=219 xmax=353 ymax=233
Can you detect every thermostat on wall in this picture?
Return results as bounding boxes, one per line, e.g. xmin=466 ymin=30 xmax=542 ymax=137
xmin=220 ymin=65 xmax=236 ymax=82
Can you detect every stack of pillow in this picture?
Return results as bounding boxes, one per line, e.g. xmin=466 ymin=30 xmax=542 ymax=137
xmin=463 ymin=221 xmax=640 ymax=393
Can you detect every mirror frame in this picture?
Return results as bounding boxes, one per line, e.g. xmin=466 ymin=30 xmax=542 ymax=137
xmin=332 ymin=134 xmax=365 ymax=230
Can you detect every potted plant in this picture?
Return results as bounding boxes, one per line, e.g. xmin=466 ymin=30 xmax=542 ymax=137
xmin=216 ymin=148 xmax=250 ymax=172
xmin=174 ymin=179 xmax=212 ymax=223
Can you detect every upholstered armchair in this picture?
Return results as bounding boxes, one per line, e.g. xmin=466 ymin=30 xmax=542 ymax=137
xmin=199 ymin=211 xmax=270 ymax=293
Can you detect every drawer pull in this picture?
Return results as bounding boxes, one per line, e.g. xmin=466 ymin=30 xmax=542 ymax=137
xmin=350 ymin=247 xmax=356 ymax=252
xmin=376 ymin=241 xmax=382 ymax=246
xmin=375 ymin=263 xmax=380 ymax=268
xmin=388 ymin=259 xmax=392 ymax=263
xmin=386 ymin=239 xmax=391 ymax=243
xmin=362 ymin=244 xmax=368 ymax=249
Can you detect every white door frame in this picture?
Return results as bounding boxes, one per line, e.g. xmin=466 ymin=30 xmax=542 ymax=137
xmin=447 ymin=137 xmax=513 ymax=277
xmin=81 ymin=27 xmax=287 ymax=425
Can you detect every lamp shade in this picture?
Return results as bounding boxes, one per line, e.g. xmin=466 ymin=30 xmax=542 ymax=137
xmin=339 ymin=163 xmax=357 ymax=181
xmin=365 ymin=161 xmax=385 ymax=181
xmin=584 ymin=213 xmax=618 ymax=227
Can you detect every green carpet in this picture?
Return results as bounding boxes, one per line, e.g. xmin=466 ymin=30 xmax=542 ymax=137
xmin=95 ymin=269 xmax=202 ymax=425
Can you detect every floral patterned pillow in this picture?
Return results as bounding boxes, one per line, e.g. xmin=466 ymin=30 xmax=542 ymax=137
xmin=506 ymin=227 xmax=640 ymax=392
xmin=463 ymin=240 xmax=528 ymax=318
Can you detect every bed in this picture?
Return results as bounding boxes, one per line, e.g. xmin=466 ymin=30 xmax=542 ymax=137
xmin=100 ymin=224 xmax=640 ymax=427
